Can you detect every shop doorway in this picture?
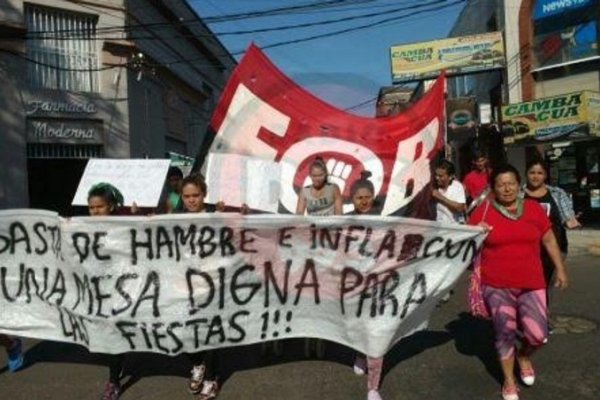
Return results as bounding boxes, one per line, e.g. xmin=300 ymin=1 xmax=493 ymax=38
xmin=27 ymin=158 xmax=88 ymax=216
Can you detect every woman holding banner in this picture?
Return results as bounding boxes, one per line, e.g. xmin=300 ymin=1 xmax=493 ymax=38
xmin=345 ymin=171 xmax=384 ymax=400
xmin=86 ymin=183 xmax=128 ymax=400
xmin=468 ymin=164 xmax=568 ymax=400
xmin=296 ymin=156 xmax=343 ymax=358
xmin=177 ymin=173 xmax=222 ymax=400
xmin=296 ymin=156 xmax=343 ymax=217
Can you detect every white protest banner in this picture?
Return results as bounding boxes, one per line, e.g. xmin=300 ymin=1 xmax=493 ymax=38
xmin=0 ymin=209 xmax=485 ymax=357
xmin=205 ymin=153 xmax=282 ymax=213
xmin=72 ymin=159 xmax=171 ymax=207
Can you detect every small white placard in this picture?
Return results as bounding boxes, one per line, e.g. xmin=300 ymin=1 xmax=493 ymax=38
xmin=205 ymin=153 xmax=281 ymax=213
xmin=72 ymin=159 xmax=171 ymax=207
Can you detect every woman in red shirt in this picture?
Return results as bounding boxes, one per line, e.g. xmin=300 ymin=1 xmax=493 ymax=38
xmin=468 ymin=164 xmax=568 ymax=400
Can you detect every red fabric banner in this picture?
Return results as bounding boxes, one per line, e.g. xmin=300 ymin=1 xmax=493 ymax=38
xmin=205 ymin=44 xmax=446 ymax=216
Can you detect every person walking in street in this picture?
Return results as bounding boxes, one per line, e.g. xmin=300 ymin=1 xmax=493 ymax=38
xmin=345 ymin=171 xmax=384 ymax=400
xmin=431 ymin=159 xmax=466 ymax=224
xmin=86 ymin=183 xmax=128 ymax=400
xmin=296 ymin=156 xmax=342 ymax=358
xmin=463 ymin=150 xmax=491 ymax=208
xmin=431 ymin=159 xmax=466 ymax=303
xmin=468 ymin=164 xmax=568 ymax=400
xmin=523 ymin=158 xmax=581 ymax=332
xmin=177 ymin=173 xmax=223 ymax=400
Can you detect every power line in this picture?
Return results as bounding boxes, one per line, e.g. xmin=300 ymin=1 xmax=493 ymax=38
xmin=0 ymin=48 xmax=125 ymax=72
xmin=192 ymin=0 xmax=378 ymax=23
xmin=137 ymin=0 xmax=465 ymax=66
xmin=24 ymin=0 xmax=377 ymax=36
xmin=22 ymin=0 xmax=454 ymax=40
xmin=217 ymin=0 xmax=450 ymax=36
xmin=7 ymin=0 xmax=467 ymax=73
xmin=229 ymin=0 xmax=466 ymax=55
xmin=345 ymin=96 xmax=378 ymax=111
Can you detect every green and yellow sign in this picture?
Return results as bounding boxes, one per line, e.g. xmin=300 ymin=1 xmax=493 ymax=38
xmin=587 ymin=91 xmax=600 ymax=136
xmin=502 ymin=91 xmax=600 ymax=144
xmin=390 ymin=32 xmax=505 ymax=83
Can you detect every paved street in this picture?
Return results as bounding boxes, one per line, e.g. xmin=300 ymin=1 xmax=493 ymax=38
xmin=1 ymin=253 xmax=599 ymax=400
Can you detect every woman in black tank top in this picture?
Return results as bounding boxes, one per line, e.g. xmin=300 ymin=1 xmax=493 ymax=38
xmin=524 ymin=159 xmax=573 ymax=333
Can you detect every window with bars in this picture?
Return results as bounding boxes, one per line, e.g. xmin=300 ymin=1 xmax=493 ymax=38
xmin=25 ymin=5 xmax=99 ymax=92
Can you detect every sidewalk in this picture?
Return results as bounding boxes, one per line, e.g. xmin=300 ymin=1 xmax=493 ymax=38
xmin=568 ymin=228 xmax=600 ymax=256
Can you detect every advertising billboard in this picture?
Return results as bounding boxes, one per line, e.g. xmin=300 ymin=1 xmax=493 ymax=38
xmin=502 ymin=91 xmax=600 ymax=144
xmin=390 ymin=32 xmax=505 ymax=83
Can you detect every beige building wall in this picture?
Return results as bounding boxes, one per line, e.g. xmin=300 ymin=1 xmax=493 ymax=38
xmin=0 ymin=0 xmax=130 ymax=210
xmin=535 ymin=72 xmax=600 ymax=98
xmin=503 ymin=0 xmax=524 ymax=104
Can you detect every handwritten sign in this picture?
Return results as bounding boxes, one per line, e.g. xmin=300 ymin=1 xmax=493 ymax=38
xmin=205 ymin=153 xmax=282 ymax=213
xmin=0 ymin=209 xmax=484 ymax=357
xmin=72 ymin=159 xmax=171 ymax=208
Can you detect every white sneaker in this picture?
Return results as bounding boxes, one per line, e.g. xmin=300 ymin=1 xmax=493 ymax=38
xmin=367 ymin=389 xmax=383 ymax=400
xmin=353 ymin=355 xmax=367 ymax=375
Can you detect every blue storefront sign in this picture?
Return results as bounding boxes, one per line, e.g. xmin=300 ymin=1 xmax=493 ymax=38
xmin=533 ymin=0 xmax=592 ymax=20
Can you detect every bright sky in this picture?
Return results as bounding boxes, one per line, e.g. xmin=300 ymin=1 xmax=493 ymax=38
xmin=189 ymin=0 xmax=466 ymax=116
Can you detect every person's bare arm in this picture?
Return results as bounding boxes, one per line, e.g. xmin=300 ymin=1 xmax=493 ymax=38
xmin=432 ymin=189 xmax=466 ymax=213
xmin=332 ymin=184 xmax=343 ymax=215
xmin=542 ymin=229 xmax=568 ymax=289
xmin=296 ymin=192 xmax=307 ymax=215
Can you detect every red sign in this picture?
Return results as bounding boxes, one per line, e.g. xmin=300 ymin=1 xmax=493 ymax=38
xmin=206 ymin=44 xmax=446 ymax=216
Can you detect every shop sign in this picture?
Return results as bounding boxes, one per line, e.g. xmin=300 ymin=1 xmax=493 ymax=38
xmin=501 ymin=91 xmax=600 ymax=144
xmin=27 ymin=118 xmax=104 ymax=144
xmin=586 ymin=92 xmax=600 ymax=136
xmin=533 ymin=0 xmax=592 ymax=20
xmin=390 ymin=32 xmax=505 ymax=83
xmin=25 ymin=99 xmax=98 ymax=116
xmin=446 ymin=97 xmax=477 ymax=141
xmin=168 ymin=151 xmax=195 ymax=176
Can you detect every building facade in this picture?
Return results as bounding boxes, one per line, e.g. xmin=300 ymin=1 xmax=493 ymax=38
xmin=503 ymin=0 xmax=600 ymax=223
xmin=446 ymin=0 xmax=506 ymax=177
xmin=448 ymin=0 xmax=600 ymax=222
xmin=0 ymin=0 xmax=235 ymax=214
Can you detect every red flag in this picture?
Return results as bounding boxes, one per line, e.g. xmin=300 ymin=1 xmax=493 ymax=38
xmin=206 ymin=44 xmax=445 ymax=216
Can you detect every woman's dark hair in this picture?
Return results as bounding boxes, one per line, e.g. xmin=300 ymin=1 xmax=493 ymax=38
xmin=167 ymin=166 xmax=183 ymax=179
xmin=490 ymin=163 xmax=521 ymax=186
xmin=473 ymin=149 xmax=487 ymax=159
xmin=435 ymin=159 xmax=456 ymax=176
xmin=525 ymin=158 xmax=548 ymax=174
xmin=181 ymin=173 xmax=207 ymax=195
xmin=350 ymin=170 xmax=374 ymax=197
xmin=87 ymin=182 xmax=124 ymax=214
